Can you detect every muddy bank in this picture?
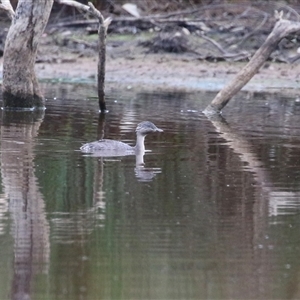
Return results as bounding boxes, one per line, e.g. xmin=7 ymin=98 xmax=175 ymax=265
xmin=1 ymin=6 xmax=300 ymax=95
xmin=33 ymin=53 xmax=300 ymax=93
xmin=1 ymin=52 xmax=300 ymax=94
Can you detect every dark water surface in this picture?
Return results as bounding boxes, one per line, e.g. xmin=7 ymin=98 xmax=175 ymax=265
xmin=1 ymin=83 xmax=300 ymax=299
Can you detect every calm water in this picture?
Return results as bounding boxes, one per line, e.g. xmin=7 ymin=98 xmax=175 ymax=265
xmin=0 ymin=83 xmax=300 ymax=299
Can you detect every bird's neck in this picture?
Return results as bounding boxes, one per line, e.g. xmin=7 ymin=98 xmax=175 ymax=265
xmin=135 ymin=134 xmax=146 ymax=153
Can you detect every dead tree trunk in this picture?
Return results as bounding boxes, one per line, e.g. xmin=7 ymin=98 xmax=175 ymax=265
xmin=56 ymin=0 xmax=110 ymax=113
xmin=204 ymin=13 xmax=300 ymax=116
xmin=2 ymin=0 xmax=54 ymax=109
xmin=97 ymin=18 xmax=107 ymax=113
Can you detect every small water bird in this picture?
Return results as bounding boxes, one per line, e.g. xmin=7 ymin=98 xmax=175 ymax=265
xmin=80 ymin=121 xmax=163 ymax=155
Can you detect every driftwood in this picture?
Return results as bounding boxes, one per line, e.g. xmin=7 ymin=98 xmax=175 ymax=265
xmin=48 ymin=3 xmax=300 ymax=65
xmin=203 ymin=12 xmax=300 ymax=116
xmin=52 ymin=16 xmax=254 ymax=62
xmin=49 ymin=5 xmax=279 ymax=63
xmin=56 ymin=0 xmax=111 ymax=113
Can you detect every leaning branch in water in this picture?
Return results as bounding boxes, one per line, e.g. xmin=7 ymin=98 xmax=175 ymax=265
xmin=203 ymin=11 xmax=300 ymax=116
xmin=55 ymin=0 xmax=111 ymax=113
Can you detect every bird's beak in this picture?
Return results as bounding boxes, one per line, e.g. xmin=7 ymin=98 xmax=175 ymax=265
xmin=156 ymin=127 xmax=163 ymax=132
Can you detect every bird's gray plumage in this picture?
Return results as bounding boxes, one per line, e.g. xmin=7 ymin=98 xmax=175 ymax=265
xmin=80 ymin=121 xmax=163 ymax=155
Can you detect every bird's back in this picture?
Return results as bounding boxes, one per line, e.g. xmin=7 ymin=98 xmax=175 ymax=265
xmin=80 ymin=139 xmax=134 ymax=154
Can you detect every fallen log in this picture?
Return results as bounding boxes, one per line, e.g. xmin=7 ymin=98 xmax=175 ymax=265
xmin=203 ymin=12 xmax=300 ymax=116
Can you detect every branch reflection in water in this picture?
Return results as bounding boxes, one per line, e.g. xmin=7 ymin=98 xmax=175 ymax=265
xmin=207 ymin=113 xmax=300 ymax=217
xmin=0 ymin=109 xmax=50 ymax=300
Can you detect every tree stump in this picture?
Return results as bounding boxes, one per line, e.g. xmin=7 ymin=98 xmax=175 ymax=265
xmin=2 ymin=0 xmax=54 ymax=109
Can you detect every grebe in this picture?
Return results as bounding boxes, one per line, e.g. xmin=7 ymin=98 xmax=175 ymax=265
xmin=80 ymin=121 xmax=163 ymax=154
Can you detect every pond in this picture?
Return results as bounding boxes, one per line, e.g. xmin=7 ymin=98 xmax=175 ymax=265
xmin=0 ymin=83 xmax=300 ymax=300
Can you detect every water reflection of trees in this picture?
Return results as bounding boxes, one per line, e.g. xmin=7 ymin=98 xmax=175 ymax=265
xmin=0 ymin=110 xmax=50 ymax=300
xmin=25 ymin=87 xmax=300 ymax=299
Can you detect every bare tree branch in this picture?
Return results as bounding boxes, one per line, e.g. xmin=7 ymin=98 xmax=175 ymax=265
xmin=204 ymin=14 xmax=300 ymax=116
xmin=55 ymin=0 xmax=111 ymax=112
xmin=235 ymin=12 xmax=269 ymax=47
xmin=55 ymin=0 xmax=90 ymax=13
xmin=198 ymin=32 xmax=249 ymax=60
xmin=0 ymin=0 xmax=15 ymax=20
xmin=55 ymin=0 xmax=111 ymax=26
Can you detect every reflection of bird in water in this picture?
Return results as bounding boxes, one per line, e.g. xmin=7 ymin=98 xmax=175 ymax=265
xmin=80 ymin=121 xmax=163 ymax=155
xmin=135 ymin=166 xmax=162 ymax=182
